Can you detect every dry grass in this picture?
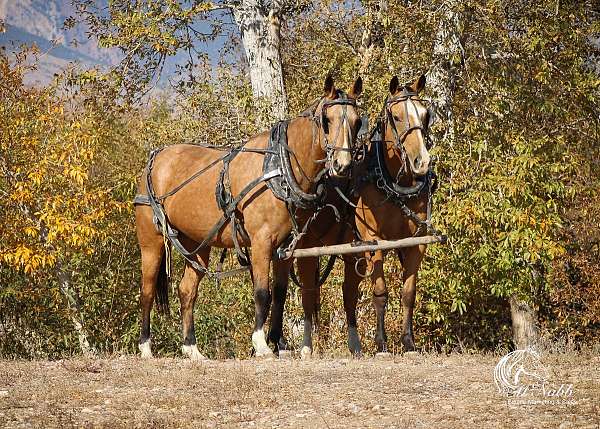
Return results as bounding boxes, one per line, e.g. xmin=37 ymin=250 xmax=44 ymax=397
xmin=0 ymin=352 xmax=598 ymax=428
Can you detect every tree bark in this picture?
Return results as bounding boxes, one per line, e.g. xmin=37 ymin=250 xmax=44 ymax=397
xmin=233 ymin=0 xmax=288 ymax=124
xmin=13 ymin=202 xmax=95 ymax=357
xmin=426 ymin=1 xmax=464 ymax=147
xmin=358 ymin=0 xmax=387 ymax=76
xmin=57 ymin=268 xmax=96 ymax=357
xmin=509 ymin=296 xmax=539 ymax=350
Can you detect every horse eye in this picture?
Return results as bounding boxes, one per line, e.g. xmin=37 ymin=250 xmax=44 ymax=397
xmin=393 ymin=115 xmax=400 ymax=121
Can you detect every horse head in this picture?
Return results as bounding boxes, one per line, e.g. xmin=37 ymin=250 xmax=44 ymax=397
xmin=315 ymin=75 xmax=363 ymax=178
xmin=385 ymin=74 xmax=431 ymax=178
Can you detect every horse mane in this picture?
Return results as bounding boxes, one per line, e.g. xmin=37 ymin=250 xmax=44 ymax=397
xmin=299 ymin=97 xmax=323 ymax=118
xmin=298 ymin=89 xmax=353 ymax=118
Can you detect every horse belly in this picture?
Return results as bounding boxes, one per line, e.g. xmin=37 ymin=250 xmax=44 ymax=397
xmin=165 ymin=183 xmax=238 ymax=248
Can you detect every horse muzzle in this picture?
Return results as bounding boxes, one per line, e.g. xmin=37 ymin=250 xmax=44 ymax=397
xmin=330 ymin=159 xmax=351 ymax=178
xmin=409 ymin=154 xmax=430 ymax=177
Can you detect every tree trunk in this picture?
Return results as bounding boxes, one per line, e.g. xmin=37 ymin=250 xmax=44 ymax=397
xmin=358 ymin=0 xmax=387 ymax=76
xmin=426 ymin=1 xmax=464 ymax=147
xmin=58 ymin=268 xmax=95 ymax=357
xmin=14 ymin=203 xmax=96 ymax=357
xmin=509 ymin=296 xmax=539 ymax=350
xmin=233 ymin=0 xmax=288 ymax=124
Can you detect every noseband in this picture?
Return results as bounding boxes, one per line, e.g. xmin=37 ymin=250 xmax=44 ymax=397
xmin=313 ymin=91 xmax=360 ymax=166
xmin=385 ymin=89 xmax=432 ymax=145
xmin=381 ymin=88 xmax=432 ymax=174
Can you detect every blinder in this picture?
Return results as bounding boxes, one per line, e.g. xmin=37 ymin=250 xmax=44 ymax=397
xmin=358 ymin=115 xmax=369 ymax=139
xmin=385 ymin=88 xmax=432 ymax=149
xmin=320 ymin=91 xmax=357 ymax=136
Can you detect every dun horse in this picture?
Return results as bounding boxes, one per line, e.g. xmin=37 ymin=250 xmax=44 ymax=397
xmin=291 ymin=75 xmax=434 ymax=357
xmin=134 ymin=76 xmax=363 ymax=359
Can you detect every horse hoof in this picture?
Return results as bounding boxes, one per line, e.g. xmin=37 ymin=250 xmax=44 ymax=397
xmin=401 ymin=335 xmax=416 ymax=352
xmin=252 ymin=331 xmax=275 ymax=360
xmin=375 ymin=352 xmax=393 ymax=359
xmin=300 ymin=346 xmax=312 ymax=360
xmin=278 ymin=349 xmax=293 ymax=360
xmin=139 ymin=341 xmax=153 ymax=359
xmin=182 ymin=345 xmax=208 ymax=361
xmin=255 ymin=349 xmax=275 ymax=360
xmin=352 ymin=350 xmax=363 ymax=359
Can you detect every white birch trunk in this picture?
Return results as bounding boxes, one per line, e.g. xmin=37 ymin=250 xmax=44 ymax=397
xmin=57 ymin=268 xmax=95 ymax=357
xmin=233 ymin=0 xmax=288 ymax=123
xmin=358 ymin=0 xmax=387 ymax=76
xmin=15 ymin=203 xmax=95 ymax=357
xmin=427 ymin=1 xmax=464 ymax=147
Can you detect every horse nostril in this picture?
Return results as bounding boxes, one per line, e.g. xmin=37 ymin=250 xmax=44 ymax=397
xmin=414 ymin=156 xmax=422 ymax=170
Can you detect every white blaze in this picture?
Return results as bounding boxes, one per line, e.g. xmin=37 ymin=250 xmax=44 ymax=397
xmin=341 ymin=116 xmax=352 ymax=165
xmin=406 ymin=101 xmax=426 ymax=142
xmin=406 ymin=101 xmax=430 ymax=173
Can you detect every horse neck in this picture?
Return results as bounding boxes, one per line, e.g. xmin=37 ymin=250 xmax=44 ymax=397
xmin=285 ymin=117 xmax=326 ymax=192
xmin=384 ymin=124 xmax=414 ymax=187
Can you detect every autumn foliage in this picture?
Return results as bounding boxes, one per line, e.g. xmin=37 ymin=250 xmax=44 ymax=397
xmin=1 ymin=0 xmax=599 ymax=358
xmin=1 ymin=57 xmax=124 ymax=275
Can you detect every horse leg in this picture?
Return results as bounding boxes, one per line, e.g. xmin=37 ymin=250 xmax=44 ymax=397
xmin=397 ymin=245 xmax=425 ymax=352
xmin=370 ymin=250 xmax=389 ymax=354
xmin=268 ymin=258 xmax=293 ymax=357
xmin=343 ymin=255 xmax=363 ymax=356
xmin=138 ymin=243 xmax=165 ymax=358
xmin=250 ymin=242 xmax=275 ymax=358
xmin=137 ymin=208 xmax=165 ymax=359
xmin=178 ymin=249 xmax=210 ymax=360
xmin=297 ymin=256 xmax=320 ymax=359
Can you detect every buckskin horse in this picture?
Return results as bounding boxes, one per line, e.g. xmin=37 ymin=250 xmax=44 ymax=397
xmin=134 ymin=76 xmax=363 ymax=359
xmin=290 ymin=75 xmax=435 ymax=357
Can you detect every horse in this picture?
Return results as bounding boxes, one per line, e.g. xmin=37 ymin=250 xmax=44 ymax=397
xmin=290 ymin=75 xmax=434 ymax=357
xmin=134 ymin=75 xmax=363 ymax=360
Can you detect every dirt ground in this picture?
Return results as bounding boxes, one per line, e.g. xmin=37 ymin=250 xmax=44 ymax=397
xmin=0 ymin=352 xmax=598 ymax=428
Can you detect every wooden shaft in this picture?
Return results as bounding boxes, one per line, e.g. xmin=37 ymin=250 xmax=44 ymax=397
xmin=280 ymin=235 xmax=447 ymax=259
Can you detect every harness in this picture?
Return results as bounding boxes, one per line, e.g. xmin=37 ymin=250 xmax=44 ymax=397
xmin=359 ymin=89 xmax=440 ymax=236
xmin=133 ymin=93 xmax=360 ymax=278
xmin=263 ymin=121 xmax=324 ymax=210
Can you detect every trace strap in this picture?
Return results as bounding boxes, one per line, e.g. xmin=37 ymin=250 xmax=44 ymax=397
xmin=133 ymin=118 xmax=327 ymax=278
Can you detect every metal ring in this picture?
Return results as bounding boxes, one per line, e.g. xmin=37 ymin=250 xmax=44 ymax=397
xmin=354 ymin=257 xmax=374 ymax=278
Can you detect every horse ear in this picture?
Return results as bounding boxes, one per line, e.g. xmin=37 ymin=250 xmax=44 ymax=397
xmin=411 ymin=74 xmax=426 ymax=93
xmin=349 ymin=76 xmax=363 ymax=98
xmin=324 ymin=74 xmax=336 ymax=98
xmin=389 ymin=76 xmax=400 ymax=95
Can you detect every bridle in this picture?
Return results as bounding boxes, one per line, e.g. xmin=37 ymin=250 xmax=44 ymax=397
xmin=313 ymin=90 xmax=362 ymax=173
xmin=383 ymin=88 xmax=433 ymax=175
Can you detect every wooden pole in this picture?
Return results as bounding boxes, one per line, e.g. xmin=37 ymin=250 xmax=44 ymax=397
xmin=279 ymin=235 xmax=447 ymax=259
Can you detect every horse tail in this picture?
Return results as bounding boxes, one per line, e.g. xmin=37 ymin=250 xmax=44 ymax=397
xmin=155 ymin=251 xmax=170 ymax=316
